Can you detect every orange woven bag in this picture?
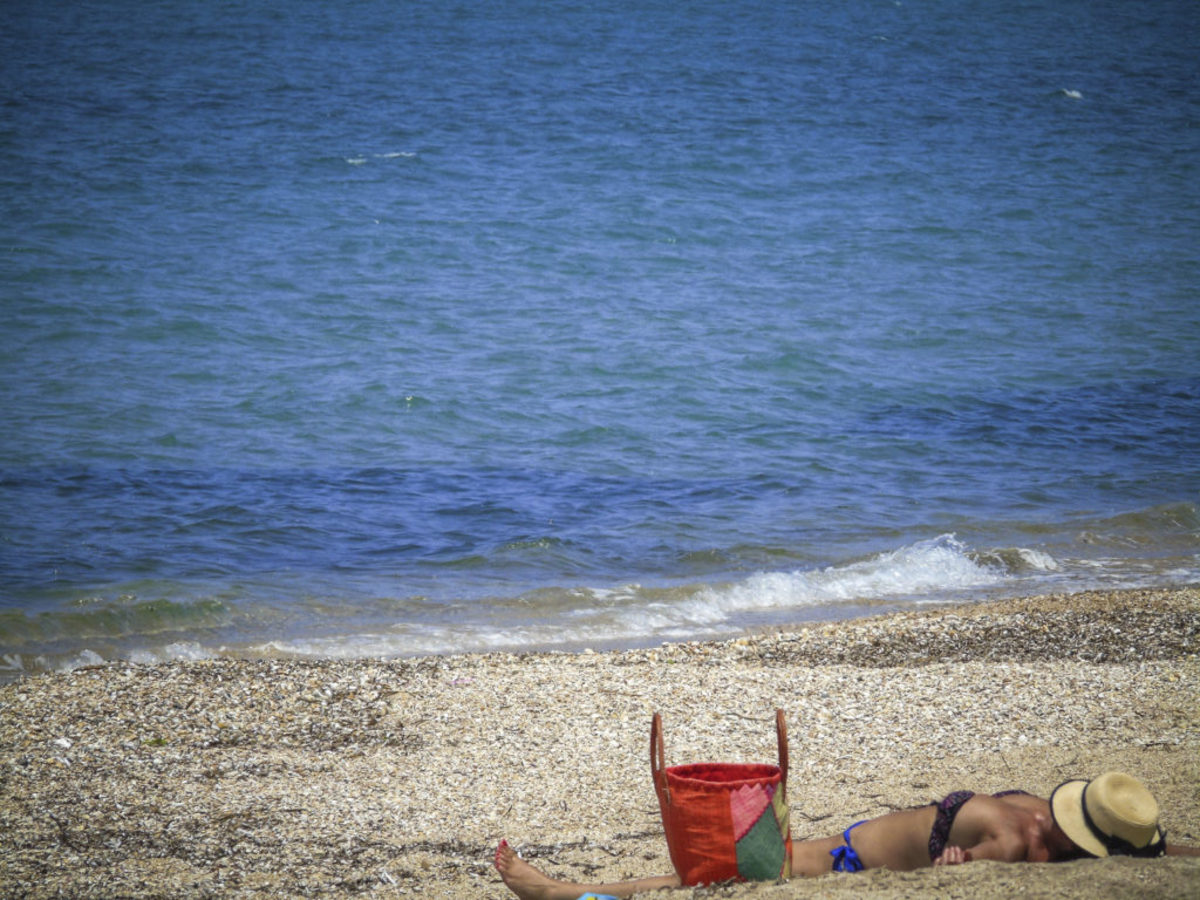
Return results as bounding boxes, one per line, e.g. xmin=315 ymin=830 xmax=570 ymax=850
xmin=650 ymin=710 xmax=792 ymax=886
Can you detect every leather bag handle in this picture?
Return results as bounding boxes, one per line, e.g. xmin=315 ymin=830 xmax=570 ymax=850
xmin=775 ymin=707 xmax=789 ymax=794
xmin=651 ymin=711 xmax=669 ymax=805
xmin=651 ymin=709 xmax=789 ymax=804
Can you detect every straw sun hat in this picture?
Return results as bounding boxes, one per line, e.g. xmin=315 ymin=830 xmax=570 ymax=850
xmin=1049 ymin=772 xmax=1166 ymax=858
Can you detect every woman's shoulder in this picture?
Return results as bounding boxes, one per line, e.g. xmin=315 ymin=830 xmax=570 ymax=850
xmin=957 ymin=792 xmax=1048 ymax=834
xmin=991 ymin=791 xmax=1049 ymax=812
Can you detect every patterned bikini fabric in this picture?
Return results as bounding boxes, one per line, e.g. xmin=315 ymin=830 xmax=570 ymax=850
xmin=928 ymin=789 xmax=1031 ymax=861
xmin=928 ymin=790 xmax=976 ymax=860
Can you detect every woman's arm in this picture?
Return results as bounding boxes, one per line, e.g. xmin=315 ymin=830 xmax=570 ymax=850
xmin=932 ymin=833 xmax=1028 ymax=866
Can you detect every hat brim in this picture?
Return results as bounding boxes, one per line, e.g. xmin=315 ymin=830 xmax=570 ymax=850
xmin=1051 ymin=779 xmax=1107 ymax=857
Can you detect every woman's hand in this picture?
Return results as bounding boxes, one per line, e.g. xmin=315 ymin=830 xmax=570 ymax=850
xmin=933 ymin=845 xmax=973 ymax=866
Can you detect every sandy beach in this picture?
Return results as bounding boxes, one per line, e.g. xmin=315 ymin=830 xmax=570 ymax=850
xmin=2 ymin=586 xmax=1198 ymax=899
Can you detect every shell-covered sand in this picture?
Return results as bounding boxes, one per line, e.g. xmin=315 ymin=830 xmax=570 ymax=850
xmin=2 ymin=586 xmax=1198 ymax=898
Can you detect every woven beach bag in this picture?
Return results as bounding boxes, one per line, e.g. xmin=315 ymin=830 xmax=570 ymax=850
xmin=650 ymin=709 xmax=792 ymax=886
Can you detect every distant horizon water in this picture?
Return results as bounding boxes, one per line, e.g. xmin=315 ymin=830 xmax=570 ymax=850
xmin=2 ymin=0 xmax=1198 ymax=678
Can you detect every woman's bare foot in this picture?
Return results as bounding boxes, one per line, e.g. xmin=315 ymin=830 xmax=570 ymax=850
xmin=493 ymin=840 xmax=582 ymax=900
xmin=493 ymin=838 xmax=680 ymax=899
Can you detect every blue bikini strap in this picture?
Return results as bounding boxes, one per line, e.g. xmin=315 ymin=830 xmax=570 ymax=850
xmin=830 ymin=820 xmax=868 ymax=873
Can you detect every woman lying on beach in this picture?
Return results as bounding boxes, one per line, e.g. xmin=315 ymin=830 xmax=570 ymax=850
xmin=494 ymin=771 xmax=1199 ymax=900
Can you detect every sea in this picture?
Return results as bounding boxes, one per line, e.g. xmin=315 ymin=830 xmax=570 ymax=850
xmin=2 ymin=0 xmax=1198 ymax=679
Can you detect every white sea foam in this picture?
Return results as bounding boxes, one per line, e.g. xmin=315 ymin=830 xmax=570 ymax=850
xmin=53 ymin=648 xmax=105 ymax=673
xmin=1016 ymin=548 xmax=1059 ymax=571
xmin=128 ymin=642 xmax=213 ymax=665
xmin=677 ymin=535 xmax=1002 ymax=621
xmin=254 ymin=536 xmax=1008 ymax=659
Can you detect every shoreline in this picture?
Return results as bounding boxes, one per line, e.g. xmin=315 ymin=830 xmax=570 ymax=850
xmin=2 ymin=585 xmax=1198 ymax=898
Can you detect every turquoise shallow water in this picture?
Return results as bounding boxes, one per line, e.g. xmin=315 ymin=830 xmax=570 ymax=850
xmin=2 ymin=0 xmax=1198 ymax=675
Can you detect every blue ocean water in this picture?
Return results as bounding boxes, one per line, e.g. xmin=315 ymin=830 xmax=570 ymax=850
xmin=2 ymin=0 xmax=1198 ymax=676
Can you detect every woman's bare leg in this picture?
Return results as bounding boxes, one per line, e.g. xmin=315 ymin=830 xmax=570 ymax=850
xmin=788 ymin=834 xmax=844 ymax=877
xmin=494 ymin=840 xmax=681 ymax=900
